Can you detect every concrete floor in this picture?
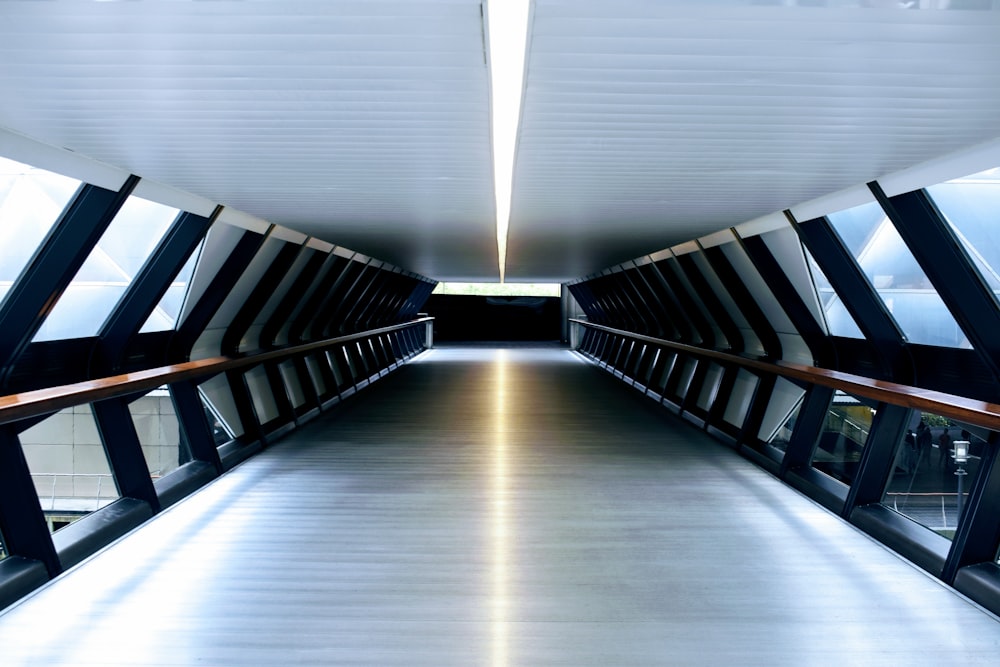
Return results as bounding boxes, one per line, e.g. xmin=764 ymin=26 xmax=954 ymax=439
xmin=1 ymin=346 xmax=998 ymax=665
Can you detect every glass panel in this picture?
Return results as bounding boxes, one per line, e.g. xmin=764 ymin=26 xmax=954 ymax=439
xmin=140 ymin=241 xmax=203 ymax=333
xmin=760 ymin=226 xmax=826 ymax=333
xmin=651 ymin=350 xmax=676 ymax=396
xmin=128 ymin=387 xmax=189 ymax=480
xmin=811 ymin=390 xmax=874 ymax=485
xmin=882 ymin=413 xmax=986 ymax=540
xmin=20 ymin=406 xmax=120 ymax=532
xmin=827 ymin=201 xmax=969 ymax=348
xmin=926 ymin=167 xmax=1000 ymax=294
xmin=280 ymin=361 xmax=307 ymax=408
xmin=652 ymin=259 xmax=705 ymax=346
xmin=759 ymin=377 xmax=805 ymax=454
xmin=0 ymin=156 xmax=81 ymax=304
xmin=246 ymin=367 xmax=280 ymax=424
xmin=198 ymin=377 xmax=242 ymax=443
xmin=34 ymin=196 xmax=180 ymax=341
xmin=656 ymin=259 xmax=718 ymax=348
xmin=723 ymin=369 xmax=758 ymax=428
xmin=803 ymin=246 xmax=865 ymax=339
xmin=305 ymin=355 xmax=328 ymax=397
xmin=672 ymin=358 xmax=697 ymax=400
xmin=0 ymin=530 xmax=7 ymax=560
xmin=242 ymin=246 xmax=316 ymax=353
xmin=719 ymin=241 xmax=797 ymax=335
xmin=696 ymin=363 xmax=724 ymax=412
xmin=687 ymin=252 xmax=765 ymax=356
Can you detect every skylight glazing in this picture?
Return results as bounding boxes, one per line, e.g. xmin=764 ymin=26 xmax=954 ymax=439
xmin=926 ymin=167 xmax=1000 ymax=295
xmin=0 ymin=156 xmax=81 ymax=304
xmin=139 ymin=241 xmax=203 ymax=333
xmin=827 ymin=201 xmax=969 ymax=348
xmin=34 ymin=196 xmax=179 ymax=341
xmin=802 ymin=246 xmax=865 ymax=339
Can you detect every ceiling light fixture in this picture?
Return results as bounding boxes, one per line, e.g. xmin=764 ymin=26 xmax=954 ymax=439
xmin=486 ymin=0 xmax=530 ymax=283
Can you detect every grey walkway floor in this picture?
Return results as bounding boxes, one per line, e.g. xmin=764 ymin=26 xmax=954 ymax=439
xmin=1 ymin=346 xmax=999 ymax=665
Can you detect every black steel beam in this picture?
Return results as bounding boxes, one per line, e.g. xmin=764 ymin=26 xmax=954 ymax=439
xmin=0 ymin=176 xmax=140 ymax=386
xmin=871 ymin=183 xmax=1000 ymax=393
xmin=91 ymin=399 xmax=161 ymax=513
xmin=790 ymin=212 xmax=912 ymax=382
xmin=844 ymin=403 xmax=910 ymax=516
xmin=96 ymin=207 xmax=220 ymax=373
xmin=220 ymin=241 xmax=305 ymax=356
xmin=945 ymin=434 xmax=1000 ymax=582
xmin=647 ymin=260 xmax=702 ymax=345
xmin=0 ymin=425 xmax=61 ymax=576
xmin=288 ymin=254 xmax=351 ymax=343
xmin=170 ymin=230 xmax=268 ymax=362
xmin=780 ymin=385 xmax=834 ymax=477
xmin=258 ymin=250 xmax=326 ymax=349
xmin=672 ymin=254 xmax=744 ymax=354
xmin=739 ymin=235 xmax=833 ymax=366
xmin=700 ymin=244 xmax=782 ymax=359
xmin=169 ymin=380 xmax=223 ymax=473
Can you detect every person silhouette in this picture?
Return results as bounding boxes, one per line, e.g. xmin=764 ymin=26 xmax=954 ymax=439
xmin=938 ymin=428 xmax=952 ymax=469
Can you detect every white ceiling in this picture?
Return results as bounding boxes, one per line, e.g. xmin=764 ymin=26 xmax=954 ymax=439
xmin=2 ymin=1 xmax=1000 ymax=283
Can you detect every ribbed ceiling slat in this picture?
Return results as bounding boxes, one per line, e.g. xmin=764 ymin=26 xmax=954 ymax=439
xmin=2 ymin=1 xmax=1000 ymax=283
xmin=507 ymin=1 xmax=1000 ymax=280
xmin=0 ymin=0 xmax=497 ymax=281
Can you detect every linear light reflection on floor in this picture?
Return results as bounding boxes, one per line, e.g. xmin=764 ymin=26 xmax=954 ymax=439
xmin=492 ymin=349 xmax=510 ymax=666
xmin=486 ymin=0 xmax=530 ymax=283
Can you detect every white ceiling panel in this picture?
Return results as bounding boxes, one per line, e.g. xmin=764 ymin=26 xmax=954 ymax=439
xmin=0 ymin=0 xmax=497 ymax=281
xmin=2 ymin=1 xmax=1000 ymax=283
xmin=507 ymin=0 xmax=1000 ymax=281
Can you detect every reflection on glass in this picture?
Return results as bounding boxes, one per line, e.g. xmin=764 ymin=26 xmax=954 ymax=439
xmin=882 ymin=413 xmax=985 ymax=540
xmin=491 ymin=350 xmax=510 ymax=667
xmin=0 ymin=531 xmax=7 ymax=560
xmin=128 ymin=387 xmax=190 ymax=481
xmin=0 ymin=156 xmax=81 ymax=304
xmin=803 ymin=246 xmax=865 ymax=338
xmin=34 ymin=196 xmax=180 ymax=341
xmin=199 ymin=382 xmax=238 ymax=446
xmin=696 ymin=363 xmax=724 ymax=412
xmin=926 ymin=167 xmax=1000 ymax=295
xmin=811 ymin=390 xmax=873 ymax=485
xmin=827 ymin=201 xmax=969 ymax=348
xmin=759 ymin=377 xmax=806 ymax=454
xmin=723 ymin=369 xmax=758 ymax=428
xmin=19 ymin=406 xmax=121 ymax=532
xmin=140 ymin=242 xmax=203 ymax=333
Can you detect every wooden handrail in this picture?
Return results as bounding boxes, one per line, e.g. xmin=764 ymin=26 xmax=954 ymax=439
xmin=0 ymin=318 xmax=433 ymax=427
xmin=571 ymin=319 xmax=1000 ymax=432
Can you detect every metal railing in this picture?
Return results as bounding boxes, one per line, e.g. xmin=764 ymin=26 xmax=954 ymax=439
xmin=31 ymin=473 xmax=117 ymax=513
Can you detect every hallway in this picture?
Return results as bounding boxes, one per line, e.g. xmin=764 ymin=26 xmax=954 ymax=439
xmin=1 ymin=346 xmax=998 ymax=665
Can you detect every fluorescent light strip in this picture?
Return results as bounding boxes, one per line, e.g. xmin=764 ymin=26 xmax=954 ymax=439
xmin=487 ymin=0 xmax=530 ymax=283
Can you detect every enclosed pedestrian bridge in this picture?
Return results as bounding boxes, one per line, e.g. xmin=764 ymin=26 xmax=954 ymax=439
xmin=3 ymin=1 xmax=1000 ymax=663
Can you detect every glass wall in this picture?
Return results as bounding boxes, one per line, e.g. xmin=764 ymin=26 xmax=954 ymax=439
xmin=34 ymin=196 xmax=180 ymax=341
xmin=926 ymin=167 xmax=1000 ymax=304
xmin=128 ymin=387 xmax=188 ymax=481
xmin=19 ymin=406 xmax=121 ymax=532
xmin=827 ymin=201 xmax=969 ymax=348
xmin=723 ymin=369 xmax=758 ymax=429
xmin=140 ymin=242 xmax=203 ymax=333
xmin=695 ymin=363 xmax=725 ymax=412
xmin=802 ymin=245 xmax=865 ymax=338
xmin=758 ymin=377 xmax=805 ymax=455
xmin=882 ymin=412 xmax=987 ymax=540
xmin=0 ymin=156 xmax=81 ymax=304
xmin=198 ymin=377 xmax=242 ymax=443
xmin=811 ymin=390 xmax=875 ymax=485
